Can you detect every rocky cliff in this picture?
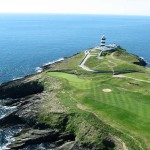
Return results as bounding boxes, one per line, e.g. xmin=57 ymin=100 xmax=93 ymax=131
xmin=1 ymin=49 xmax=146 ymax=150
xmin=0 ymin=73 xmax=119 ymax=150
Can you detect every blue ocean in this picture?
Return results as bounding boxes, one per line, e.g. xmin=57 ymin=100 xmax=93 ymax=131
xmin=0 ymin=14 xmax=150 ymax=83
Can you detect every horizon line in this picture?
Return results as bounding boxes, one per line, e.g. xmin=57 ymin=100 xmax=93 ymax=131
xmin=0 ymin=12 xmax=150 ymax=17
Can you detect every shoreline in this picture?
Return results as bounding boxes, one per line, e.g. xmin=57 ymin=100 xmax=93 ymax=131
xmin=0 ymin=50 xmax=148 ymax=85
xmin=35 ymin=57 xmax=64 ymax=73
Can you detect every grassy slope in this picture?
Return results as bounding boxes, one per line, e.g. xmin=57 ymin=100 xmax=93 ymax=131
xmin=38 ymin=49 xmax=150 ymax=149
xmin=85 ymin=48 xmax=149 ymax=73
xmin=47 ymin=72 xmax=150 ymax=149
xmin=38 ymin=73 xmax=125 ymax=149
xmin=48 ymin=52 xmax=86 ymax=74
xmin=124 ymin=72 xmax=150 ymax=81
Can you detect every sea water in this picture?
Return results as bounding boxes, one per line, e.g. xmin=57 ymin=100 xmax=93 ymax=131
xmin=0 ymin=14 xmax=150 ymax=83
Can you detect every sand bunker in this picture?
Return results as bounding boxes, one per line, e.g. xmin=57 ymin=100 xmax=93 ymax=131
xmin=102 ymin=89 xmax=112 ymax=93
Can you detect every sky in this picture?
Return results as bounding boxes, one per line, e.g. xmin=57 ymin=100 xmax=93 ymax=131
xmin=0 ymin=0 xmax=150 ymax=16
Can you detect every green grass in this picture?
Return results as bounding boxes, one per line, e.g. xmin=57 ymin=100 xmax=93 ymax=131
xmin=49 ymin=52 xmax=86 ymax=74
xmin=124 ymin=72 xmax=150 ymax=81
xmin=113 ymin=48 xmax=140 ymax=63
xmin=85 ymin=48 xmax=146 ymax=73
xmin=48 ymin=71 xmax=150 ymax=149
xmin=40 ymin=48 xmax=150 ymax=149
xmin=85 ymin=56 xmax=112 ymax=71
xmin=89 ymin=49 xmax=102 ymax=55
xmin=38 ymin=73 xmax=132 ymax=149
xmin=48 ymin=72 xmax=92 ymax=89
xmin=108 ymin=77 xmax=150 ymax=94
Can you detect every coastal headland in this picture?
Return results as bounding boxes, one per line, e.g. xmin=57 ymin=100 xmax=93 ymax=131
xmin=0 ymin=47 xmax=150 ymax=150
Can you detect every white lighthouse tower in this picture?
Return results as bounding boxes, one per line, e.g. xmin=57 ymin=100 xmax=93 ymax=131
xmin=101 ymin=35 xmax=106 ymax=47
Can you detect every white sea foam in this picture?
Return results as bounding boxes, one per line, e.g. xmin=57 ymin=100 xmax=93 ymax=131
xmin=35 ymin=67 xmax=43 ymax=73
xmin=12 ymin=77 xmax=23 ymax=81
xmin=0 ymin=106 xmax=17 ymax=119
xmin=0 ymin=104 xmax=20 ymax=150
xmin=43 ymin=58 xmax=64 ymax=66
xmin=139 ymin=56 xmax=150 ymax=65
xmin=0 ymin=127 xmax=22 ymax=150
xmin=35 ymin=58 xmax=64 ymax=73
xmin=139 ymin=57 xmax=144 ymax=60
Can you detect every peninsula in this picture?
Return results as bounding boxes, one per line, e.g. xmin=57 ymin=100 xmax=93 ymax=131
xmin=0 ymin=40 xmax=150 ymax=150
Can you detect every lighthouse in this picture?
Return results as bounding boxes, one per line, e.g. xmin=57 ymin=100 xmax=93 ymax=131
xmin=101 ymin=35 xmax=106 ymax=47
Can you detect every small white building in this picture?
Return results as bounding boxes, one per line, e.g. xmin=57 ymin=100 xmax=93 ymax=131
xmin=94 ymin=35 xmax=118 ymax=51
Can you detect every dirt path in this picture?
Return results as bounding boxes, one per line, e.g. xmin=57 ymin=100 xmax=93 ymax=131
xmin=110 ymin=52 xmax=115 ymax=59
xmin=113 ymin=136 xmax=129 ymax=150
xmin=79 ymin=51 xmax=98 ymax=72
xmin=107 ymin=52 xmax=119 ymax=74
xmin=80 ymin=50 xmax=103 ymax=72
xmin=80 ymin=54 xmax=97 ymax=72
xmin=107 ymin=60 xmax=118 ymax=74
xmin=113 ymin=74 xmax=150 ymax=84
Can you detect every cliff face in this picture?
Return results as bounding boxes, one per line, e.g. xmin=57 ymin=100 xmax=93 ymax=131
xmin=0 ymin=73 xmax=118 ymax=150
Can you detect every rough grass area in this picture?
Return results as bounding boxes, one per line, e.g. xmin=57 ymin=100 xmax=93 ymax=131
xmin=37 ymin=73 xmax=128 ymax=149
xmin=47 ymin=71 xmax=150 ymax=150
xmin=112 ymin=48 xmax=140 ymax=63
xmin=85 ymin=48 xmax=147 ymax=73
xmin=85 ymin=56 xmax=111 ymax=71
xmin=89 ymin=49 xmax=102 ymax=55
xmin=124 ymin=72 xmax=150 ymax=81
xmin=48 ymin=52 xmax=86 ymax=74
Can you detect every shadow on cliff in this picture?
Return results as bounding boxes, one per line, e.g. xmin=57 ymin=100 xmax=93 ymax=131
xmin=0 ymin=80 xmax=44 ymax=99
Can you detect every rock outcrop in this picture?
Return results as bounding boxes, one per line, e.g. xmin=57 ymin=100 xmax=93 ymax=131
xmin=0 ymin=73 xmax=119 ymax=150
